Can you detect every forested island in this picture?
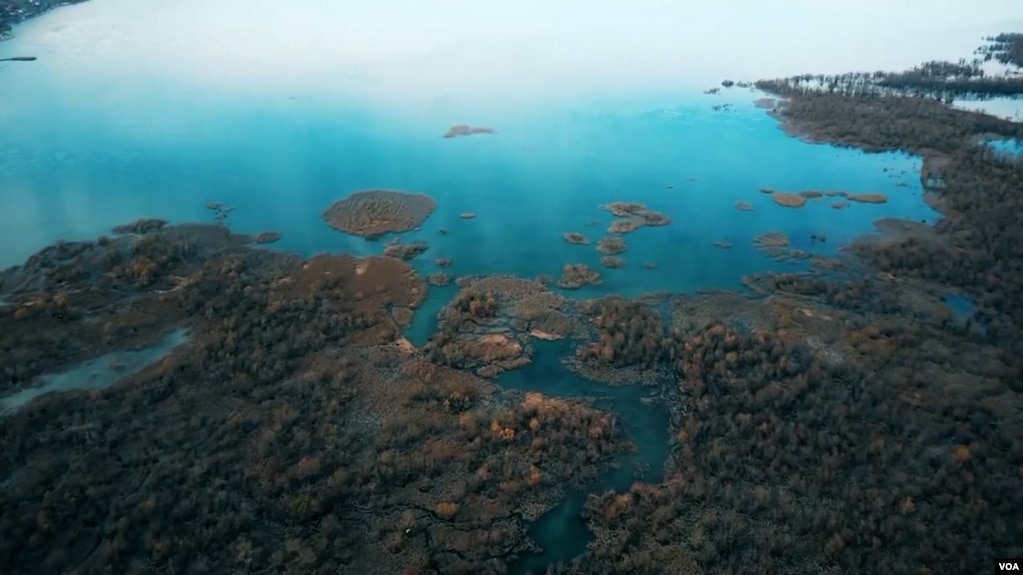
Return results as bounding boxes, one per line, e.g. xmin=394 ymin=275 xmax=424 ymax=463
xmin=1 ymin=15 xmax=1023 ymax=575
xmin=0 ymin=0 xmax=87 ymax=40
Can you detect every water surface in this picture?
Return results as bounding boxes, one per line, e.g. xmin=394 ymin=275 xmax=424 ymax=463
xmin=945 ymin=294 xmax=977 ymax=320
xmin=5 ymin=0 xmax=1016 ymax=297
xmin=0 ymin=81 xmax=938 ymax=297
xmin=497 ymin=340 xmax=670 ymax=574
xmin=0 ymin=329 xmax=189 ymax=413
xmin=985 ymin=137 xmax=1023 ymax=157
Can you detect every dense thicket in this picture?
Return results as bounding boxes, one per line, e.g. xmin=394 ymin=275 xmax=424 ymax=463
xmin=0 ymin=228 xmax=629 ymax=575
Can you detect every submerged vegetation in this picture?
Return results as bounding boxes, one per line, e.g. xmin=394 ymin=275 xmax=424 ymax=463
xmin=1 ymin=25 xmax=1023 ymax=575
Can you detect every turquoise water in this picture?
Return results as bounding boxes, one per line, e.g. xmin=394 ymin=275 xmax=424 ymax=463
xmin=985 ymin=137 xmax=1023 ymax=158
xmin=0 ymin=329 xmax=189 ymax=413
xmin=0 ymin=76 xmax=936 ymax=297
xmin=497 ymin=340 xmax=670 ymax=574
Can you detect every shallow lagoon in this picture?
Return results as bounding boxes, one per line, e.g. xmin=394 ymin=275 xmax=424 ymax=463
xmin=497 ymin=340 xmax=670 ymax=574
xmin=0 ymin=329 xmax=189 ymax=413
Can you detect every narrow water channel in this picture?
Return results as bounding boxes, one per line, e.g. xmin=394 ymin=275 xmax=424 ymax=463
xmin=497 ymin=339 xmax=671 ymax=574
xmin=0 ymin=328 xmax=190 ymax=413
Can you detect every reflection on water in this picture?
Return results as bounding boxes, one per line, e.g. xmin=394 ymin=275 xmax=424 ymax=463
xmin=0 ymin=328 xmax=189 ymax=413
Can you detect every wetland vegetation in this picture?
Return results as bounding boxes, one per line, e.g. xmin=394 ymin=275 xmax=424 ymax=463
xmin=1 ymin=21 xmax=1022 ymax=575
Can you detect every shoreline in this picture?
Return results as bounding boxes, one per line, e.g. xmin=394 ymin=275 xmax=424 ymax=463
xmin=0 ymin=0 xmax=89 ymax=42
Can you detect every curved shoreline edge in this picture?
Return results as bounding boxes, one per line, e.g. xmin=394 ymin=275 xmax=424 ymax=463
xmin=0 ymin=0 xmax=89 ymax=42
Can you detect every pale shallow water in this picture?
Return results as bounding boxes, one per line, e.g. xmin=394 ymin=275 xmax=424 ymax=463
xmin=952 ymin=96 xmax=1023 ymax=121
xmin=985 ymin=137 xmax=1023 ymax=156
xmin=945 ymin=51 xmax=1023 ymax=120
xmin=0 ymin=329 xmax=189 ymax=413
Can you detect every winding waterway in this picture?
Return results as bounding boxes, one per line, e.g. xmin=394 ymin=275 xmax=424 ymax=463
xmin=497 ymin=340 xmax=670 ymax=573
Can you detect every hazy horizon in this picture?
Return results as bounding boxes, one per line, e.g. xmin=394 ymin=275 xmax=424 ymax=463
xmin=2 ymin=0 xmax=1022 ymax=108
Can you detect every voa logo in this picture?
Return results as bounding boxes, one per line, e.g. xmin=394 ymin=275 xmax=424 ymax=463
xmin=999 ymin=562 xmax=1020 ymax=571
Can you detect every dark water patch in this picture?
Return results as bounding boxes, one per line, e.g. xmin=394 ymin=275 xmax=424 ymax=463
xmin=0 ymin=328 xmax=189 ymax=413
xmin=943 ymin=293 xmax=976 ymax=320
xmin=405 ymin=283 xmax=454 ymax=346
xmin=498 ymin=339 xmax=670 ymax=574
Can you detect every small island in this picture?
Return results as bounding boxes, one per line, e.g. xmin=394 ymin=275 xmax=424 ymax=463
xmin=596 ymin=237 xmax=628 ymax=255
xmin=254 ymin=231 xmax=282 ymax=245
xmin=443 ymin=125 xmax=497 ymax=138
xmin=600 ymin=256 xmax=625 ymax=269
xmin=847 ymin=192 xmax=889 ymax=204
xmin=771 ymin=193 xmax=807 ymax=208
xmin=321 ymin=189 xmax=437 ymax=239
xmin=599 ymin=202 xmax=672 ymax=235
xmin=563 ymin=232 xmax=590 ymax=245
xmin=557 ymin=264 xmax=602 ymax=289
